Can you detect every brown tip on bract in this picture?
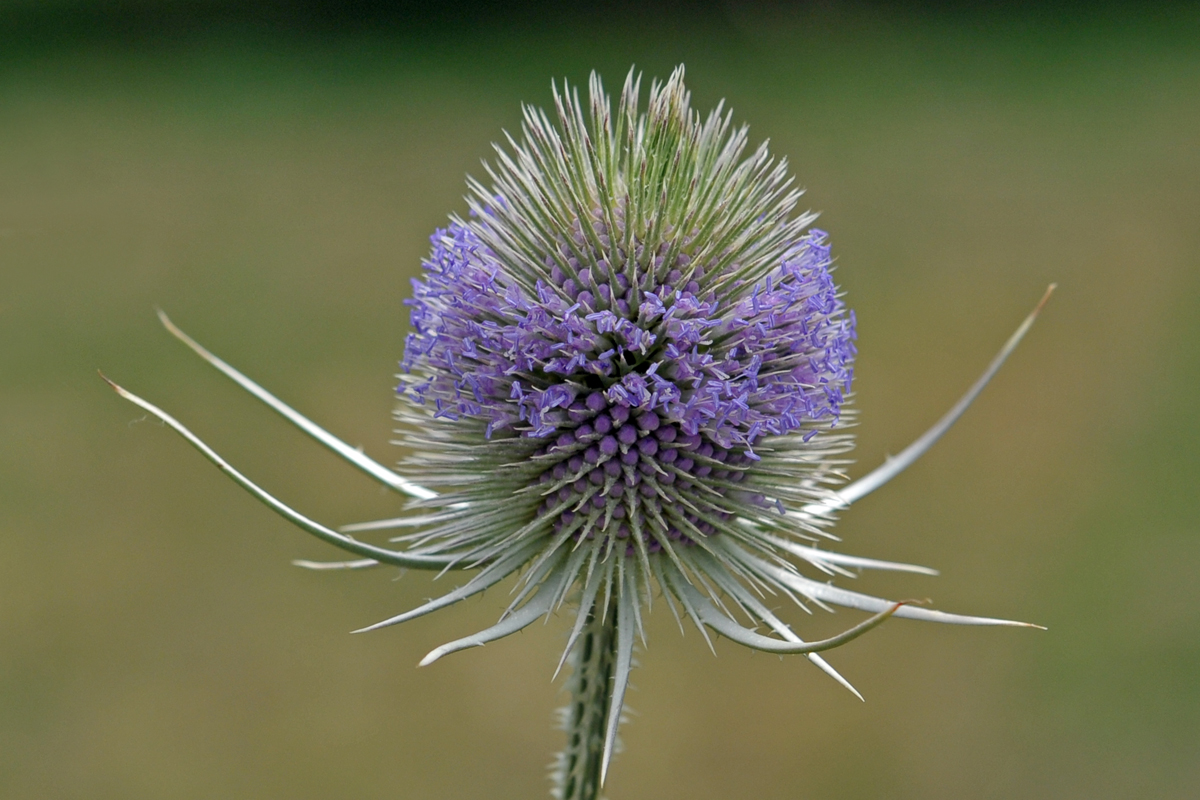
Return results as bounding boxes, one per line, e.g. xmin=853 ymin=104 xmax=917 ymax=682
xmin=98 ymin=372 xmax=138 ymax=404
xmin=1034 ymin=283 xmax=1057 ymax=316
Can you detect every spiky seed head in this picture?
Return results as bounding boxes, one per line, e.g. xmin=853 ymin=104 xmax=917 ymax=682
xmin=398 ymin=66 xmax=855 ymax=575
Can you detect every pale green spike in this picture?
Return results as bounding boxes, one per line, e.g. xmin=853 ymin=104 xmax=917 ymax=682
xmin=659 ymin=558 xmax=715 ymax=654
xmin=553 ymin=546 xmax=607 ymax=680
xmin=418 ymin=574 xmax=564 ymax=667
xmin=694 ymin=545 xmax=864 ymax=700
xmin=292 ymin=558 xmax=381 ymax=571
xmin=352 ymin=539 xmax=543 ymax=634
xmin=750 ymin=555 xmax=1045 ymax=629
xmin=156 ymin=310 xmax=437 ymax=501
xmin=805 ymin=654 xmax=864 ymax=702
xmin=340 ymin=514 xmax=457 ymax=533
xmin=501 ymin=545 xmax=572 ymax=619
xmin=763 ymin=533 xmax=940 ymax=576
xmin=550 ymin=545 xmax=598 ymax=614
xmin=802 ymin=285 xmax=1056 ymax=517
xmin=100 ymin=374 xmax=459 ymax=571
xmin=646 ymin=556 xmax=686 ymax=636
xmin=599 ymin=570 xmax=637 ymax=787
xmin=689 ymin=549 xmax=784 ymax=627
xmin=662 ymin=560 xmax=908 ymax=655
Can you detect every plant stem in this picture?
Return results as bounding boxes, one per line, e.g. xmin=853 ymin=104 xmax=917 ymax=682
xmin=553 ymin=598 xmax=619 ymax=800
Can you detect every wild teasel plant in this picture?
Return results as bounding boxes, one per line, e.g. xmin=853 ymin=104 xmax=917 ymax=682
xmin=104 ymin=67 xmax=1050 ymax=800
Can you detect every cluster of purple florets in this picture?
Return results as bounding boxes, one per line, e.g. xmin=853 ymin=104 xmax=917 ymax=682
xmin=528 ymin=397 xmax=757 ymax=551
xmin=400 ymin=217 xmax=855 ymax=550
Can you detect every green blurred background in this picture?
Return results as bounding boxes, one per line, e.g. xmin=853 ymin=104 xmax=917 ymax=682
xmin=2 ymin=1 xmax=1198 ymax=798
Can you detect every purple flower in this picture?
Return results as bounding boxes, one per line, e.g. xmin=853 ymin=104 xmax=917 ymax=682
xmin=401 ymin=219 xmax=854 ymax=547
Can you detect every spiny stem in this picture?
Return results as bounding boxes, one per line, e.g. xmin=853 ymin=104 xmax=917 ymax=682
xmin=553 ymin=599 xmax=619 ymax=800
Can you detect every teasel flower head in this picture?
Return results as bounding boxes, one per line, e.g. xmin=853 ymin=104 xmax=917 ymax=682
xmin=103 ymin=65 xmax=1050 ymax=799
xmin=392 ymin=69 xmax=864 ymax=655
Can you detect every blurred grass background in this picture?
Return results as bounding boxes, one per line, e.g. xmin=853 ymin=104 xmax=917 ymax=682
xmin=2 ymin=1 xmax=1199 ymax=798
